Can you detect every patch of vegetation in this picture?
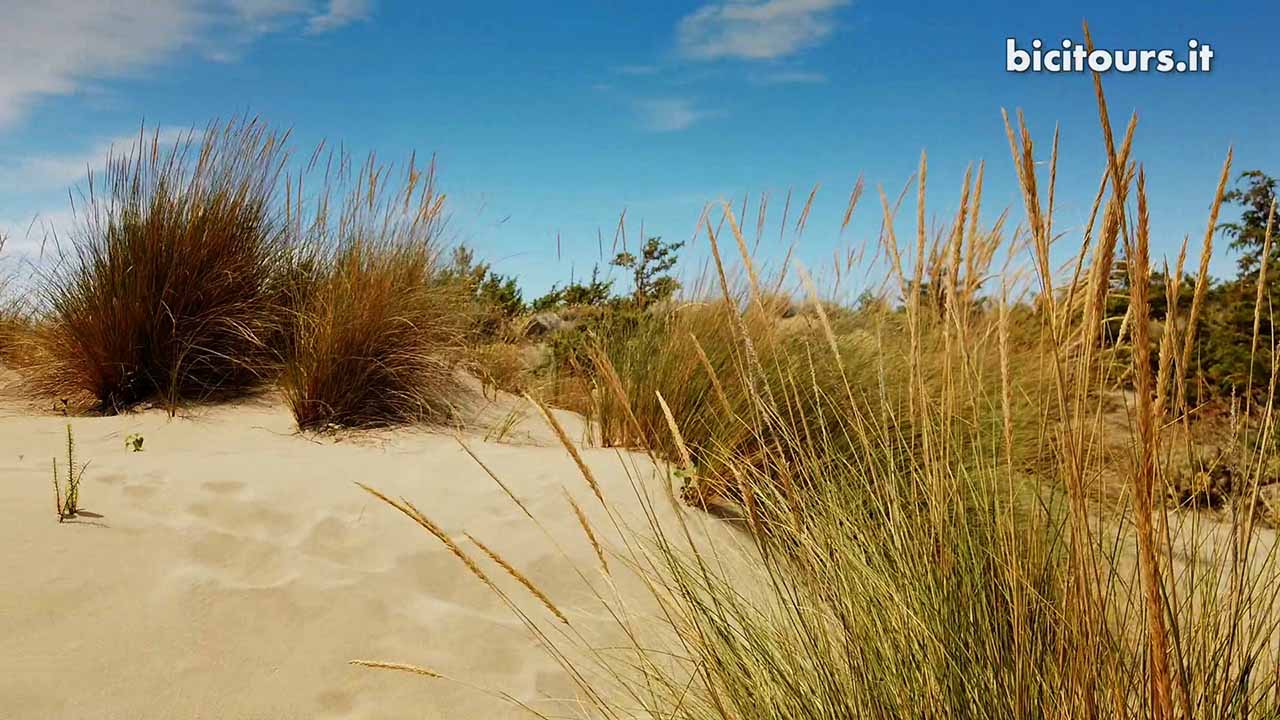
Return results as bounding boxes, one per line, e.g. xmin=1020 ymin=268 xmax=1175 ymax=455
xmin=279 ymin=156 xmax=474 ymax=430
xmin=611 ymin=236 xmax=684 ymax=309
xmin=22 ymin=118 xmax=293 ymax=414
xmin=445 ymin=245 xmax=525 ymax=337
xmin=52 ymin=424 xmax=85 ymax=522
xmin=363 ymin=89 xmax=1280 ymax=718
xmin=531 ymin=266 xmax=614 ymax=312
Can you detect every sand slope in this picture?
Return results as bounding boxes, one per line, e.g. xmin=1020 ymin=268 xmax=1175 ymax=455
xmin=0 ymin=385 xmax=735 ymax=719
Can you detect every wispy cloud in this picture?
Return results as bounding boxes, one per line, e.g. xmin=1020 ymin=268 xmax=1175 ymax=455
xmin=0 ymin=127 xmax=197 ymax=261
xmin=752 ymin=69 xmax=828 ymax=85
xmin=676 ymin=0 xmax=849 ymax=61
xmin=0 ymin=1 xmax=376 ymax=130
xmin=0 ymin=1 xmax=201 ymax=129
xmin=229 ymin=0 xmax=313 ymax=32
xmin=0 ymin=127 xmax=196 ymax=192
xmin=306 ymin=0 xmax=373 ymax=34
xmin=0 ymin=207 xmax=77 ymax=260
xmin=635 ymin=98 xmax=718 ymax=132
xmin=616 ymin=64 xmax=662 ymax=77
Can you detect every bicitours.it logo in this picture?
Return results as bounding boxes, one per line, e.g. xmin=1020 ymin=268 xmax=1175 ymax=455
xmin=1007 ymin=38 xmax=1214 ymax=74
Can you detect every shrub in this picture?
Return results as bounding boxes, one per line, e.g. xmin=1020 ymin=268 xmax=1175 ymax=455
xmin=531 ymin=266 xmax=614 ymax=311
xmin=23 ymin=118 xmax=292 ymax=413
xmin=610 ymin=236 xmax=683 ymax=308
xmin=444 ymin=245 xmax=524 ymax=338
xmin=280 ymin=156 xmax=474 ymax=430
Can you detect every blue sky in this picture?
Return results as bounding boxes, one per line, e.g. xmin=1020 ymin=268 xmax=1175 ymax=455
xmin=1 ymin=0 xmax=1277 ymax=298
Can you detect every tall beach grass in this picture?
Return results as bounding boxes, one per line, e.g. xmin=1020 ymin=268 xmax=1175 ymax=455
xmin=360 ymin=55 xmax=1280 ymax=718
xmin=20 ymin=118 xmax=292 ymax=413
xmin=279 ymin=153 xmax=475 ymax=430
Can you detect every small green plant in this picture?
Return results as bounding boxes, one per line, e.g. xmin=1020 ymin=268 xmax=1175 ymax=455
xmin=610 ymin=235 xmax=684 ymax=308
xmin=125 ymin=433 xmax=145 ymax=452
xmin=52 ymin=424 xmax=86 ymax=522
xmin=531 ymin=266 xmax=615 ymax=311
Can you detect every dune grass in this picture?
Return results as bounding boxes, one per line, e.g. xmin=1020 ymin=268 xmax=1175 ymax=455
xmin=559 ymin=193 xmax=1045 ymax=515
xmin=279 ymin=154 xmax=475 ymax=430
xmin=20 ymin=118 xmax=293 ymax=413
xmin=4 ymin=118 xmax=475 ymax=430
xmin=358 ymin=60 xmax=1280 ymax=718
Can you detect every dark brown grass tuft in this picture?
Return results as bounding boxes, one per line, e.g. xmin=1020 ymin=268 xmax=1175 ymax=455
xmin=22 ymin=118 xmax=292 ymax=413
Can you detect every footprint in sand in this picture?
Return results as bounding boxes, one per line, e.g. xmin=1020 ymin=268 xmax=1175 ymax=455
xmin=201 ymin=479 xmax=245 ymax=496
xmin=182 ymin=529 xmax=296 ymax=589
xmin=121 ymin=483 xmax=159 ymax=500
xmin=299 ymin=515 xmax=364 ymax=565
xmin=185 ymin=497 xmax=297 ymax=538
xmin=316 ymin=688 xmax=355 ymax=714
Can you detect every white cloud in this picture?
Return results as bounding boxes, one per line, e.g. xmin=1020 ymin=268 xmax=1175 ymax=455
xmin=676 ymin=0 xmax=849 ymax=61
xmin=0 ymin=208 xmax=78 ymax=262
xmin=0 ymin=127 xmax=198 ymax=264
xmin=306 ymin=0 xmax=373 ymax=34
xmin=0 ymin=1 xmax=376 ymax=130
xmin=0 ymin=1 xmax=204 ymax=129
xmin=230 ymin=0 xmax=312 ymax=30
xmin=636 ymin=98 xmax=717 ymax=132
xmin=0 ymin=128 xmax=196 ymax=192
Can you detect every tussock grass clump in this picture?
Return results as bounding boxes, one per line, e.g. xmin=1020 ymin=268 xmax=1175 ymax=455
xmin=23 ymin=118 xmax=292 ymax=413
xmin=280 ymin=156 xmax=474 ymax=430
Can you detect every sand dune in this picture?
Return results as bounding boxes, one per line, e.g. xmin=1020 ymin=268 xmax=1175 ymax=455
xmin=0 ymin=381 xmax=738 ymax=718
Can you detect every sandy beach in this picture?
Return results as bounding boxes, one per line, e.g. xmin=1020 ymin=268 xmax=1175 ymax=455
xmin=0 ymin=377 xmax=734 ymax=719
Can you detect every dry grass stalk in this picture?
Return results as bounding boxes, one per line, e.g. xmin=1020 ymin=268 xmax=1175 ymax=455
xmin=1126 ymin=170 xmax=1177 ymax=720
xmin=349 ymin=660 xmax=443 ymax=679
xmin=795 ymin=183 xmax=820 ymax=237
xmin=1155 ymin=239 xmax=1189 ymax=416
xmin=1178 ymin=149 xmax=1234 ymax=398
xmin=564 ymin=490 xmax=610 ymax=575
xmin=690 ymin=333 xmax=733 ymax=417
xmin=721 ymin=202 xmax=762 ymax=305
xmin=877 ymin=185 xmax=909 ymax=298
xmin=465 ymin=533 xmax=570 ymax=625
xmin=998 ymin=287 xmax=1014 ymax=472
xmin=656 ymin=390 xmax=695 ymax=471
xmin=1251 ymin=200 xmax=1278 ymax=373
xmin=528 ymin=394 xmax=605 ymax=505
xmin=840 ymin=176 xmax=865 ymax=236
